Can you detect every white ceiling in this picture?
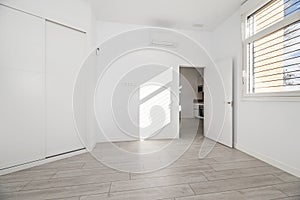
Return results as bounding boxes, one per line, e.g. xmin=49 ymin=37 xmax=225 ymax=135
xmin=89 ymin=0 xmax=242 ymax=31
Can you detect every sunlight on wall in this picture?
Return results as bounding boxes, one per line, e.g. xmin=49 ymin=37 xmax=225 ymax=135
xmin=139 ymin=68 xmax=173 ymax=140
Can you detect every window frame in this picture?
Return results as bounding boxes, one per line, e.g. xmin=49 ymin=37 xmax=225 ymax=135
xmin=242 ymin=0 xmax=300 ymax=100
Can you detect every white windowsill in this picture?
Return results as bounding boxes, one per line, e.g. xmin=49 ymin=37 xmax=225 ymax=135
xmin=242 ymin=92 xmax=300 ymax=102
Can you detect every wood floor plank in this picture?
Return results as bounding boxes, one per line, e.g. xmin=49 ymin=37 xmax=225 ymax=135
xmin=110 ymin=172 xmax=207 ymax=192
xmin=81 ymin=193 xmax=174 ymax=200
xmin=26 ymin=160 xmax=85 ymax=172
xmin=190 ymin=174 xmax=283 ymax=195
xmin=212 ymin=154 xmax=256 ymax=163
xmin=0 ymin=181 xmax=29 ymax=193
xmin=176 ymin=191 xmax=244 ymax=200
xmin=273 ymin=182 xmax=300 ymax=197
xmin=0 ymin=169 xmax=57 ymax=183
xmin=176 ymin=186 xmax=288 ymax=200
xmin=238 ymin=186 xmax=287 ymax=200
xmin=274 ymin=173 xmax=300 ymax=183
xmin=80 ymin=193 xmax=108 ymax=200
xmin=167 ymin=158 xmax=217 ymax=169
xmin=22 ymin=172 xmax=129 ymax=191
xmin=53 ymin=167 xmax=120 ymax=179
xmin=49 ymin=197 xmax=80 ymax=200
xmin=209 ymin=160 xmax=267 ymax=171
xmin=276 ymin=196 xmax=300 ymax=200
xmin=108 ymin=184 xmax=193 ymax=200
xmin=131 ymin=164 xmax=212 ymax=180
xmin=203 ymin=166 xmax=281 ymax=181
xmin=1 ymin=182 xmax=110 ymax=200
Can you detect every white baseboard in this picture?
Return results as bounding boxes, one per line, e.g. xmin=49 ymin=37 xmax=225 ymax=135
xmin=0 ymin=149 xmax=87 ymax=176
xmin=235 ymin=143 xmax=300 ymax=178
xmin=96 ymin=136 xmax=179 ymax=144
xmin=96 ymin=137 xmax=138 ymax=143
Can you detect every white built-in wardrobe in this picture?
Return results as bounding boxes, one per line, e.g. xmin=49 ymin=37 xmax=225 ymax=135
xmin=0 ymin=5 xmax=86 ymax=169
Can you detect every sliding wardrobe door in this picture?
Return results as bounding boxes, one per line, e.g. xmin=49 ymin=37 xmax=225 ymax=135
xmin=46 ymin=21 xmax=86 ymax=157
xmin=0 ymin=5 xmax=46 ymax=169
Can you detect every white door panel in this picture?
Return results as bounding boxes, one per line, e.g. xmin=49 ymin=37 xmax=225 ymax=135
xmin=218 ymin=59 xmax=233 ymax=147
xmin=204 ymin=58 xmax=233 ymax=147
xmin=0 ymin=5 xmax=45 ymax=169
xmin=46 ymin=21 xmax=86 ymax=157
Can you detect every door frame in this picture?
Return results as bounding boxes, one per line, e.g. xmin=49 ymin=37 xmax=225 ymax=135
xmin=179 ymin=61 xmax=234 ymax=148
xmin=178 ymin=65 xmax=205 ymax=137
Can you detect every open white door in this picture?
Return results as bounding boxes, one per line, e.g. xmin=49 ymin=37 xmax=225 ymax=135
xmin=205 ymin=58 xmax=233 ymax=147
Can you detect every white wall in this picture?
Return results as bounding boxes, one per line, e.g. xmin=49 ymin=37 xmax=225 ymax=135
xmin=211 ymin=4 xmax=300 ymax=177
xmin=95 ymin=21 xmax=213 ymax=52
xmin=95 ymin=49 xmax=183 ymax=142
xmin=96 ymin=21 xmax=216 ymax=142
xmin=211 ymin=10 xmax=242 ymax=146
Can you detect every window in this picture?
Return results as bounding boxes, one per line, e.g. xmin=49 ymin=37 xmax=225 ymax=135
xmin=243 ymin=0 xmax=300 ymax=95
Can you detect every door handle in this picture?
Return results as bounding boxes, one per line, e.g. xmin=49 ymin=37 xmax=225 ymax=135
xmin=226 ymin=101 xmax=233 ymax=106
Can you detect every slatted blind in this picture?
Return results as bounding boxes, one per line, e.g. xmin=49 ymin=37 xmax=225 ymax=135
xmin=247 ymin=0 xmax=300 ymax=37
xmin=246 ymin=0 xmax=300 ymax=94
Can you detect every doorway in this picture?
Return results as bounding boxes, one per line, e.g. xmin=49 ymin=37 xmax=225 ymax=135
xmin=179 ymin=66 xmax=204 ymax=138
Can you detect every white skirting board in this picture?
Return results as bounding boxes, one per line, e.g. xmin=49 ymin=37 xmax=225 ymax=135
xmin=0 ymin=149 xmax=87 ymax=176
xmin=235 ymin=143 xmax=300 ymax=178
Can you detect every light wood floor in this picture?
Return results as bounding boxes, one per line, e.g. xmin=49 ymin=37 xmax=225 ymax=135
xmin=0 ymin=120 xmax=299 ymax=200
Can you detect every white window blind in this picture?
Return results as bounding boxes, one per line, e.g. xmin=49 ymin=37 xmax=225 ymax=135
xmin=244 ymin=0 xmax=300 ymax=94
